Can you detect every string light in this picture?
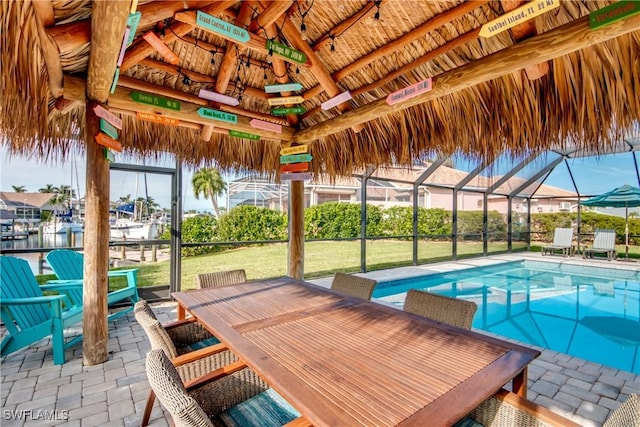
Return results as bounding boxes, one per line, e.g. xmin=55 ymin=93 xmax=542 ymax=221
xmin=263 ymin=68 xmax=268 ymax=80
xmin=330 ymin=35 xmax=336 ymax=52
xmin=182 ymin=74 xmax=191 ymax=85
xmin=299 ymin=0 xmax=314 ymax=40
xmin=374 ymin=0 xmax=382 ymax=20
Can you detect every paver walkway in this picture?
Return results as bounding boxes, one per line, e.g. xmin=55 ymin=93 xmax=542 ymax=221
xmin=1 ymin=254 xmax=639 ymax=426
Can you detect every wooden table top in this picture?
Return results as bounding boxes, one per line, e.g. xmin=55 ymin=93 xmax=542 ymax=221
xmin=173 ymin=277 xmax=540 ymax=427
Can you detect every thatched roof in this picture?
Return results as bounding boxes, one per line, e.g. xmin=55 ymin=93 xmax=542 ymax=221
xmin=2 ymin=1 xmax=639 ymax=179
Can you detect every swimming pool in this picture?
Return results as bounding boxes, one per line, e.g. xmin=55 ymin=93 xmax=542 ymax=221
xmin=373 ymin=260 xmax=640 ymax=374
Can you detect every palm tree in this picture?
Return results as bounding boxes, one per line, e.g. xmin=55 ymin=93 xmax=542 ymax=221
xmin=39 ymin=184 xmax=58 ymax=193
xmin=11 ymin=185 xmax=26 ymax=192
xmin=192 ymin=167 xmax=227 ymax=217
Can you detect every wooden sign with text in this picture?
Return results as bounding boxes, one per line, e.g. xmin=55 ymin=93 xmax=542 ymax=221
xmin=280 ymin=154 xmax=313 ymax=164
xmin=280 ymin=145 xmax=308 ymax=156
xmin=268 ymin=96 xmax=305 ymax=106
xmin=196 ymin=11 xmax=250 ymax=43
xmin=280 ymin=172 xmax=313 ymax=181
xmin=197 ymin=107 xmax=238 ymax=124
xmin=590 ymin=1 xmax=640 ymax=29
xmin=386 ymin=78 xmax=432 ymax=105
xmin=142 ymin=31 xmax=179 ymax=64
xmin=136 ymin=112 xmax=180 ymax=126
xmin=479 ymin=0 xmax=560 ymax=38
xmin=130 ymin=92 xmax=181 ymax=111
xmin=271 ymin=106 xmax=306 ymax=116
xmin=229 ymin=130 xmax=260 ymax=140
xmin=266 ymin=40 xmax=307 ymax=64
xmin=280 ymin=162 xmax=309 ymax=173
xmin=94 ymin=104 xmax=122 ymax=129
xmin=264 ymin=83 xmax=303 ymax=93
xmin=104 ymin=148 xmax=115 ymax=163
xmin=250 ymin=119 xmax=282 ymax=134
xmin=100 ymin=119 xmax=118 ymax=140
xmin=95 ymin=132 xmax=122 ymax=152
xmin=126 ymin=12 xmax=141 ymax=46
xmin=321 ymin=91 xmax=352 ymax=110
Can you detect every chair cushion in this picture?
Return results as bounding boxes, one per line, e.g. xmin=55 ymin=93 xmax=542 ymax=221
xmin=217 ymin=389 xmax=300 ymax=427
xmin=184 ymin=336 xmax=221 ymax=352
xmin=453 ymin=417 xmax=484 ymax=427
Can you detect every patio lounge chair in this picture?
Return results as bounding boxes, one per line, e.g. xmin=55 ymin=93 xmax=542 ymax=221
xmin=331 ymin=272 xmax=377 ymax=300
xmin=195 ymin=269 xmax=247 ymax=289
xmin=403 ymin=289 xmax=477 ymax=330
xmin=583 ymin=228 xmax=617 ymax=261
xmin=542 ymin=228 xmax=574 ymax=257
xmin=145 ymin=349 xmax=304 ymax=427
xmin=45 ymin=249 xmax=139 ymax=321
xmin=0 ymin=256 xmax=83 ymax=365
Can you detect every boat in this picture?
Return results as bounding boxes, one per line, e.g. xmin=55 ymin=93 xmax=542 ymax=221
xmin=109 ymin=203 xmax=158 ymax=240
xmin=42 ymin=216 xmax=84 ymax=234
xmin=1 ymin=221 xmax=28 ymax=240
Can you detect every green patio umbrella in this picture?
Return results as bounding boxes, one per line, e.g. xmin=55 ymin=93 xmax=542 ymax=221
xmin=581 ymin=184 xmax=640 ymax=259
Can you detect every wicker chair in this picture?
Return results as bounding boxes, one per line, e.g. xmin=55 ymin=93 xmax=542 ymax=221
xmin=330 ymin=272 xmax=377 ymax=300
xmin=603 ymin=394 xmax=640 ymax=427
xmin=403 ymin=289 xmax=477 ymax=330
xmin=145 ymin=349 xmax=303 ymax=427
xmin=135 ymin=300 xmax=264 ymax=426
xmin=196 ymin=269 xmax=247 ymax=289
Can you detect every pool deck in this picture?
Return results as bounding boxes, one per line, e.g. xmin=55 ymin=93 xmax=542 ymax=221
xmin=1 ymin=253 xmax=639 ymax=426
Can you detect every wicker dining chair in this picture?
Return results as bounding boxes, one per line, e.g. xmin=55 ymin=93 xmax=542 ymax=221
xmin=403 ymin=289 xmax=477 ymax=330
xmin=195 ymin=269 xmax=247 ymax=289
xmin=135 ymin=300 xmax=263 ymax=426
xmin=331 ymin=272 xmax=377 ymax=300
xmin=145 ymin=349 xmax=303 ymax=427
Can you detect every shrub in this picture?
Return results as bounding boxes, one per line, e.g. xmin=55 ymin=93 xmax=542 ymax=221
xmin=304 ymin=202 xmax=383 ymax=238
xmin=160 ymin=215 xmax=219 ymax=256
xmin=217 ymin=205 xmax=287 ymax=242
xmin=381 ymin=206 xmax=451 ymax=238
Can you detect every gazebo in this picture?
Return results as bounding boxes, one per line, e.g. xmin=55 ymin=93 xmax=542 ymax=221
xmin=2 ymin=0 xmax=639 ymax=366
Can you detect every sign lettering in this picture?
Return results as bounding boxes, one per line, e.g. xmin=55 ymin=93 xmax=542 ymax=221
xmin=479 ymin=0 xmax=560 ymax=38
xmin=280 ymin=145 xmax=308 ymax=156
xmin=197 ymin=107 xmax=238 ymax=124
xmin=264 ymin=83 xmax=303 ymax=93
xmin=280 ymin=172 xmax=313 ymax=181
xmin=386 ymin=78 xmax=432 ymax=106
xmin=126 ymin=12 xmax=141 ymax=46
xmin=142 ymin=31 xmax=179 ymax=65
xmin=196 ymin=11 xmax=250 ymax=43
xmin=590 ymin=1 xmax=640 ymax=29
xmin=266 ymin=40 xmax=307 ymax=65
xmin=136 ymin=112 xmax=180 ymax=126
xmin=321 ymin=91 xmax=352 ymax=110
xmin=280 ymin=154 xmax=313 ymax=164
xmin=130 ymin=92 xmax=181 ymax=111
xmin=267 ymin=96 xmax=305 ymax=106
xmin=271 ymin=106 xmax=306 ymax=116
xmin=94 ymin=104 xmax=122 ymax=129
xmin=100 ymin=119 xmax=119 ymax=140
xmin=95 ymin=133 xmax=123 ymax=152
xmin=229 ymin=130 xmax=260 ymax=140
xmin=250 ymin=119 xmax=282 ymax=133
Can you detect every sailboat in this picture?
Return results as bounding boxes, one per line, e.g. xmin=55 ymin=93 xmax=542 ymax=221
xmin=109 ymin=203 xmax=158 ymax=240
xmin=43 ymin=158 xmax=84 ymax=234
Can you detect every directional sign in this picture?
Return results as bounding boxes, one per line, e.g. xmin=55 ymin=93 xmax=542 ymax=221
xmin=271 ymin=106 xmax=306 ymax=116
xmin=264 ymin=83 xmax=303 ymax=93
xmin=95 ymin=132 xmax=122 ymax=152
xmin=198 ymin=89 xmax=240 ymax=106
xmin=280 ymin=154 xmax=313 ymax=164
xmin=136 ymin=112 xmax=180 ymax=126
xmin=197 ymin=107 xmax=238 ymax=124
xmin=250 ymin=119 xmax=282 ymax=134
xmin=110 ymin=67 xmax=120 ymax=94
xmin=266 ymin=40 xmax=307 ymax=65
xmin=117 ymin=28 xmax=130 ymax=66
xmin=590 ymin=1 xmax=640 ymax=29
xmin=280 ymin=172 xmax=313 ymax=181
xmin=196 ymin=11 xmax=250 ymax=43
xmin=104 ymin=148 xmax=115 ymax=163
xmin=100 ymin=119 xmax=119 ymax=140
xmin=280 ymin=145 xmax=308 ymax=156
xmin=229 ymin=130 xmax=260 ymax=140
xmin=386 ymin=78 xmax=432 ymax=105
xmin=267 ymin=96 xmax=305 ymax=106
xmin=94 ymin=104 xmax=122 ymax=129
xmin=142 ymin=31 xmax=179 ymax=64
xmin=280 ymin=162 xmax=309 ymax=173
xmin=126 ymin=12 xmax=141 ymax=46
xmin=479 ymin=0 xmax=560 ymax=38
xmin=130 ymin=92 xmax=181 ymax=111
xmin=321 ymin=91 xmax=352 ymax=110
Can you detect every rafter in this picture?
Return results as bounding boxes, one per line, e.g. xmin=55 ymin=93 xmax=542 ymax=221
xmin=292 ymin=13 xmax=640 ymax=144
xmin=247 ymin=0 xmax=294 ymax=34
xmin=311 ymin=1 xmax=379 ymax=52
xmin=32 ymin=1 xmax=64 ymax=98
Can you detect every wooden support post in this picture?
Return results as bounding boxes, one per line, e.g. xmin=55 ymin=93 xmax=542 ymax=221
xmin=139 ymin=245 xmax=146 ymax=262
xmin=287 ymin=181 xmax=304 ymax=279
xmin=83 ymin=0 xmax=129 ymax=366
xmin=152 ymin=244 xmax=157 ymax=262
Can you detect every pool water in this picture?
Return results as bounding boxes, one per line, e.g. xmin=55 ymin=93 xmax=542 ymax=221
xmin=373 ymin=260 xmax=640 ymax=374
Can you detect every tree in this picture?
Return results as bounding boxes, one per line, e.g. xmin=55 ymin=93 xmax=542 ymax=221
xmin=11 ymin=185 xmax=26 ymax=192
xmin=192 ymin=167 xmax=227 ymax=217
xmin=39 ymin=184 xmax=58 ymax=193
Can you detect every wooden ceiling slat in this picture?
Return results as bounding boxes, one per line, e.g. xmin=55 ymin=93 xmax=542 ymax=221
xmin=292 ymin=13 xmax=640 ymax=144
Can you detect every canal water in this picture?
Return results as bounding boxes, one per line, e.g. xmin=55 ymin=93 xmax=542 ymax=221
xmin=1 ymin=232 xmax=84 ymax=274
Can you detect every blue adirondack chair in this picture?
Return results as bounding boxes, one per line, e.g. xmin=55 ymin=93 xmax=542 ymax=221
xmin=0 ymin=256 xmax=84 ymax=365
xmin=45 ymin=249 xmax=139 ymax=321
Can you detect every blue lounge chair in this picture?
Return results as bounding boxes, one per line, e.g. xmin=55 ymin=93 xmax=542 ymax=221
xmin=46 ymin=249 xmax=139 ymax=321
xmin=0 ymin=256 xmax=83 ymax=365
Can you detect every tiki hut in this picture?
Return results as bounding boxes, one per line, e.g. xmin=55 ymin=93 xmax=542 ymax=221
xmin=1 ymin=0 xmax=639 ymax=364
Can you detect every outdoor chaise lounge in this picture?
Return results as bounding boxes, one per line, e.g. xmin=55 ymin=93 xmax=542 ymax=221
xmin=45 ymin=249 xmax=139 ymax=321
xmin=583 ymin=228 xmax=617 ymax=261
xmin=195 ymin=269 xmax=247 ymax=289
xmin=0 ymin=256 xmax=83 ymax=365
xmin=542 ymin=228 xmax=574 ymax=257
xmin=331 ymin=272 xmax=377 ymax=300
xmin=145 ymin=349 xmax=303 ymax=427
xmin=403 ymin=289 xmax=477 ymax=330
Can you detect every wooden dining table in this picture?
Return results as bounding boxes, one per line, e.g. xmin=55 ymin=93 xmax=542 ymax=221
xmin=173 ymin=277 xmax=540 ymax=427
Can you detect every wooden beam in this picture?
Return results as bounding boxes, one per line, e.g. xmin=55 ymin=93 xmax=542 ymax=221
xmin=311 ymin=1 xmax=379 ymax=52
xmin=247 ymin=0 xmax=294 ymax=33
xmin=120 ymin=1 xmax=236 ymax=71
xmin=84 ymin=0 xmax=130 ymax=366
xmin=32 ymin=1 xmax=64 ymax=98
xmin=292 ymin=13 xmax=640 ymax=144
xmin=287 ymin=180 xmax=304 ymax=279
xmin=179 ymin=34 xmax=271 ymax=69
xmin=64 ymin=74 xmax=293 ymax=141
